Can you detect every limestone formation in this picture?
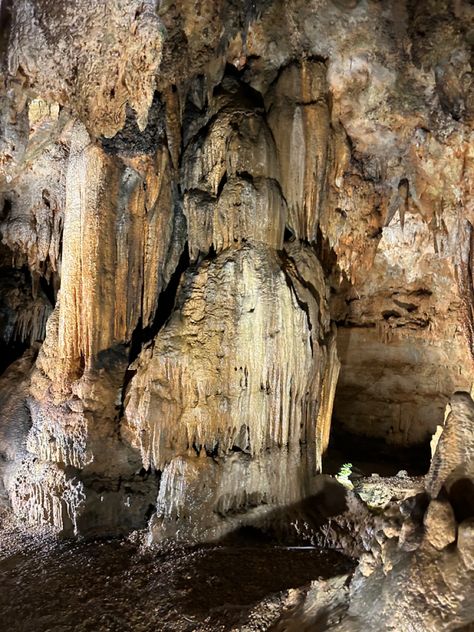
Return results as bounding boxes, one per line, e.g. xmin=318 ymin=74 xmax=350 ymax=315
xmin=0 ymin=1 xmax=473 ymax=629
xmin=458 ymin=518 xmax=474 ymax=570
xmin=423 ymin=499 xmax=457 ymax=550
xmin=426 ymin=391 xmax=474 ymax=499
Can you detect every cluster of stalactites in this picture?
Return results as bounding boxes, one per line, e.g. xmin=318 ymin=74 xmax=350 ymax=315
xmin=181 ymin=60 xmax=333 ymax=261
xmin=54 ymin=123 xmax=180 ymax=380
xmin=123 ymin=243 xmax=339 ymax=473
xmin=122 ymin=62 xmax=341 ymax=477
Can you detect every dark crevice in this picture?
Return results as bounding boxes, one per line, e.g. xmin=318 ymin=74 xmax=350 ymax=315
xmin=324 ymin=423 xmax=431 ymax=476
xmin=119 ymin=244 xmax=191 ymax=419
xmin=100 ymin=92 xmax=166 ymax=155
xmin=0 ymin=0 xmax=12 ymax=66
xmin=278 ymin=249 xmax=313 ymax=354
xmin=235 ymin=170 xmax=254 ymax=184
xmin=0 ymin=196 xmax=12 ymax=221
xmin=0 ymin=339 xmax=29 ymax=376
xmin=368 ymin=226 xmax=383 ymax=239
xmin=314 ymin=226 xmax=339 ymax=280
xmin=0 ymin=261 xmax=52 ymax=375
xmin=334 ymin=320 xmax=376 ymax=329
xmin=39 ymin=273 xmax=56 ymax=307
xmin=183 ymin=67 xmax=266 ymax=160
xmin=205 ymin=443 xmax=220 ymax=459
xmin=207 ymin=243 xmax=218 ymax=260
xmin=382 ymin=310 xmax=401 ymax=320
xmin=449 ymin=478 xmax=474 ymax=522
xmin=285 ymin=250 xmax=322 ymax=313
xmin=144 ymin=503 xmax=156 ymax=521
xmin=216 ymin=171 xmax=228 ymax=197
xmin=410 ymin=288 xmax=433 ymax=297
xmin=213 ymin=64 xmax=265 ymax=110
xmin=393 ymin=299 xmax=418 ymax=312
xmin=128 ymin=243 xmax=190 ymax=368
xmin=284 ymin=226 xmax=295 ymax=242
xmin=182 ymin=110 xmax=222 ymax=154
xmin=294 ymin=98 xmax=327 ymax=107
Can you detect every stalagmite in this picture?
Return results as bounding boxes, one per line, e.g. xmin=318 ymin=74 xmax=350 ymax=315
xmin=0 ymin=1 xmax=473 ymax=629
xmin=120 ymin=67 xmax=340 ymax=540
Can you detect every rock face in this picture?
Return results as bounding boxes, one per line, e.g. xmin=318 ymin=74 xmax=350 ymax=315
xmin=0 ymin=0 xmax=472 ymax=550
xmin=426 ymin=391 xmax=474 ymax=499
xmin=269 ymin=393 xmax=474 ymax=631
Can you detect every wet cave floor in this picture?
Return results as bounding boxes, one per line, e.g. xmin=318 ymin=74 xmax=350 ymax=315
xmin=0 ymin=515 xmax=354 ymax=632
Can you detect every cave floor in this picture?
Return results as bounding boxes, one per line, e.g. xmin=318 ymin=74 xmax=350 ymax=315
xmin=0 ymin=511 xmax=354 ymax=632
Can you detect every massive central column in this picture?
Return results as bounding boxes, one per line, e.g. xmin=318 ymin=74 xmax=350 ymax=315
xmin=123 ymin=66 xmax=340 ymax=542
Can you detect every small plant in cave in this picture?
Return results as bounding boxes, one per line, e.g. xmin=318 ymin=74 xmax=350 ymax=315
xmin=336 ymin=462 xmax=354 ymax=489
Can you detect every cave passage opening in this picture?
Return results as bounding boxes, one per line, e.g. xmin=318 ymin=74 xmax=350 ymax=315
xmin=323 ymin=418 xmax=431 ymax=479
xmin=323 ymin=325 xmax=434 ymax=479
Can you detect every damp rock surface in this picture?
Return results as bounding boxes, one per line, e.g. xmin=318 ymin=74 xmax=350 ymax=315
xmin=0 ymin=510 xmax=354 ymax=632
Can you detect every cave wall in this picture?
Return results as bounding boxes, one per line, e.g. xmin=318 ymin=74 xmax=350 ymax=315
xmin=332 ymin=210 xmax=474 ymax=446
xmin=0 ymin=0 xmax=472 ymax=539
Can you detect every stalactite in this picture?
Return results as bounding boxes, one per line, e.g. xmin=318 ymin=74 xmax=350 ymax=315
xmin=1 ymin=0 xmax=471 ymax=548
xmin=9 ymin=458 xmax=85 ymax=534
xmin=124 ymin=246 xmax=335 ymax=472
xmin=266 ymin=60 xmax=330 ymax=242
xmin=55 ymin=123 xmax=182 ymax=381
xmin=13 ymin=299 xmax=51 ymax=344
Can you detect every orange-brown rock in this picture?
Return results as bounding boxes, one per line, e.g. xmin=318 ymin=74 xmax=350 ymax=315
xmin=0 ymin=0 xmax=472 ymax=556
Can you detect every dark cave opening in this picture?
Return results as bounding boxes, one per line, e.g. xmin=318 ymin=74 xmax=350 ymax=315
xmin=323 ymin=422 xmax=431 ymax=478
xmin=323 ymin=323 xmax=433 ymax=478
xmin=145 ymin=242 xmax=191 ymax=338
xmin=121 ymin=243 xmax=191 ymax=417
xmin=39 ymin=273 xmax=57 ymax=307
xmin=0 ymin=339 xmax=29 ymax=376
xmin=321 ymin=239 xmax=437 ymax=479
xmin=0 ymin=260 xmax=51 ymax=376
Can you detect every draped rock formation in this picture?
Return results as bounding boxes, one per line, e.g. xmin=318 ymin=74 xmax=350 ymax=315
xmin=0 ymin=0 xmax=472 ymax=547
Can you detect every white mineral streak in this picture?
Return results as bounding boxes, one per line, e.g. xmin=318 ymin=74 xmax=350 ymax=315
xmin=10 ymin=458 xmax=85 ymax=534
xmin=315 ymin=333 xmax=340 ymax=472
xmin=267 ymin=61 xmax=330 ymax=242
xmin=26 ymin=399 xmax=91 ymax=470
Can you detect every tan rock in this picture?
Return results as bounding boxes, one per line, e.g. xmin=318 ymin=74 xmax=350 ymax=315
xmin=124 ymin=244 xmax=338 ymax=472
xmin=0 ymin=0 xmax=473 ymax=558
xmin=457 ymin=518 xmax=474 ymax=570
xmin=423 ymin=499 xmax=457 ymax=551
xmin=426 ymin=392 xmax=474 ymax=498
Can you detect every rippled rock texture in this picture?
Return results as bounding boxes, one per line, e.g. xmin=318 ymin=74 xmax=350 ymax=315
xmin=0 ymin=0 xmax=473 ymax=560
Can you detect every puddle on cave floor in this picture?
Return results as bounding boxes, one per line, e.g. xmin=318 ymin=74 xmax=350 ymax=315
xmin=0 ymin=520 xmax=354 ymax=632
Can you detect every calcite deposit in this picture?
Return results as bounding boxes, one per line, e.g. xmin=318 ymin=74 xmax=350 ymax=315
xmin=0 ymin=0 xmax=473 ymax=629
